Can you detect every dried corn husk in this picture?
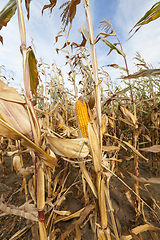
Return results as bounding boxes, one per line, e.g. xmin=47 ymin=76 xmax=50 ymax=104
xmin=13 ymin=155 xmax=22 ymax=172
xmin=46 ymin=136 xmax=89 ymax=158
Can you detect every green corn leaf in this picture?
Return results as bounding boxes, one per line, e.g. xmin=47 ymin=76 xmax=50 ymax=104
xmin=130 ymin=2 xmax=160 ymax=36
xmin=101 ymin=37 xmax=126 ymax=57
xmin=0 ymin=0 xmax=17 ymax=43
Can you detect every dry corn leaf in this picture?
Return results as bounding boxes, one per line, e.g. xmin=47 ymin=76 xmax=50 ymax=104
xmin=142 ymin=134 xmax=152 ymax=142
xmin=102 ymin=145 xmax=120 ymax=152
xmin=149 ymin=230 xmax=159 ymax=240
xmin=101 ymin=114 xmax=108 ymax=134
xmin=57 ymin=204 xmax=94 ymax=240
xmin=122 ymin=69 xmax=160 ymax=79
xmin=119 ymin=154 xmax=134 ymax=161
xmin=0 ymin=196 xmax=38 ymax=222
xmin=120 ymin=106 xmax=137 ymax=126
xmin=42 ymin=0 xmax=57 ymax=14
xmin=46 ymin=136 xmax=89 ymax=158
xmin=0 ymin=80 xmax=25 ymax=103
xmin=28 ymin=178 xmax=36 ymax=204
xmin=0 ymin=99 xmax=32 ymax=139
xmin=119 ymin=116 xmax=135 ymax=127
xmin=22 ymin=138 xmax=57 ymax=169
xmin=68 ymin=0 xmax=81 ymax=34
xmin=122 ymin=140 xmax=148 ymax=162
xmin=20 ymin=201 xmax=37 ymax=215
xmin=103 ymin=86 xmax=130 ymax=107
xmin=132 ymin=223 xmax=160 ymax=235
xmin=128 ymin=172 xmax=160 ymax=184
xmin=9 ymin=224 xmax=33 ymax=240
xmin=18 ymin=166 xmax=35 ymax=176
xmin=120 ymin=235 xmax=133 ymax=240
xmin=125 ymin=190 xmax=135 ymax=208
xmin=0 ymin=118 xmax=57 ymax=169
xmin=140 ymin=145 xmax=160 ymax=153
xmin=120 ymin=223 xmax=160 ymax=240
xmin=52 ymin=209 xmax=71 ymax=216
xmin=57 ymin=112 xmax=65 ymax=125
xmin=108 ymin=117 xmax=114 ymax=129
xmin=79 ymin=163 xmax=97 ymax=198
xmin=58 ymin=123 xmax=78 ymax=138
xmin=105 ymin=133 xmax=148 ymax=162
xmin=88 ymin=122 xmax=101 ymax=173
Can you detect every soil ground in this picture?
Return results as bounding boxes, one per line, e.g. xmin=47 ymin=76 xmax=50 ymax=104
xmin=0 ymin=151 xmax=160 ymax=239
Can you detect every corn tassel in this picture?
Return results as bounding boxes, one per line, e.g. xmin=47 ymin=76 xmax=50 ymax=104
xmin=76 ymin=96 xmax=90 ymax=138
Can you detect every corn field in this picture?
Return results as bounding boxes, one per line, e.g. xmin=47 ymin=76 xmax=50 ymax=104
xmin=0 ymin=0 xmax=160 ymax=239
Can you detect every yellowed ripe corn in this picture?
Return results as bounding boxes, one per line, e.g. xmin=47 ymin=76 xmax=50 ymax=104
xmin=76 ymin=96 xmax=90 ymax=138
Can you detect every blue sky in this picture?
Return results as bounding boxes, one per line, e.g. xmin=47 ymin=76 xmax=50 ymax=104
xmin=0 ymin=0 xmax=160 ymax=91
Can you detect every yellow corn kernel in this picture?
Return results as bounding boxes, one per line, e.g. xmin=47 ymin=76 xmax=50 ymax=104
xmin=76 ymin=96 xmax=90 ymax=138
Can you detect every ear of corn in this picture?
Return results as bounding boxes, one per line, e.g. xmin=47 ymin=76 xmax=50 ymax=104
xmin=76 ymin=96 xmax=90 ymax=138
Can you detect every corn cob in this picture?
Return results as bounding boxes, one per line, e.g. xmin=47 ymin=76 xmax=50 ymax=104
xmin=76 ymin=96 xmax=90 ymax=138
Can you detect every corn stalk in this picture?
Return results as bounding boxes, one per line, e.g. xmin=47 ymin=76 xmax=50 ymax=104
xmin=16 ymin=0 xmax=47 ymax=238
xmin=82 ymin=0 xmax=102 ymax=146
xmin=81 ymin=1 xmax=114 ymax=238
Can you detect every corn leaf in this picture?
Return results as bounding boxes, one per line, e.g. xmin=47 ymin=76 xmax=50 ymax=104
xmin=130 ymin=2 xmax=160 ymax=36
xmin=120 ymin=106 xmax=137 ymax=126
xmin=120 ymin=223 xmax=160 ymax=240
xmin=0 ymin=79 xmax=25 ymax=103
xmin=0 ymin=0 xmax=17 ymax=44
xmin=0 ymin=197 xmax=38 ymax=222
xmin=102 ymin=145 xmax=120 ymax=152
xmin=0 ymin=118 xmax=57 ymax=169
xmin=101 ymin=37 xmax=125 ymax=57
xmin=57 ymin=204 xmax=94 ymax=240
xmin=0 ymin=99 xmax=32 ymax=140
xmin=28 ymin=47 xmax=39 ymax=99
xmin=128 ymin=172 xmax=160 ymax=184
xmin=140 ymin=145 xmax=160 ymax=153
xmin=0 ymin=1 xmax=17 ymax=28
xmin=122 ymin=68 xmax=160 ymax=79
xmin=25 ymin=0 xmax=32 ymax=20
xmin=42 ymin=0 xmax=57 ymax=14
xmin=80 ymin=24 xmax=90 ymax=43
